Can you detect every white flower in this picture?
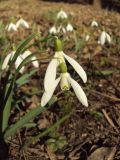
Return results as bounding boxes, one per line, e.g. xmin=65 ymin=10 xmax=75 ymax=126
xmin=98 ymin=31 xmax=111 ymax=45
xmin=1 ymin=51 xmax=24 ymax=73
xmin=2 ymin=50 xmax=39 ymax=73
xmin=49 ymin=26 xmax=57 ymax=34
xmin=85 ymin=35 xmax=90 ymax=41
xmin=6 ymin=23 xmax=17 ymax=32
xmin=91 ymin=20 xmax=98 ymax=27
xmin=57 ymin=25 xmax=66 ymax=34
xmin=41 ymin=72 xmax=88 ymax=107
xmin=57 ymin=9 xmax=68 ymax=19
xmin=66 ymin=23 xmax=73 ymax=32
xmin=41 ymin=51 xmax=88 ymax=107
xmin=16 ymin=18 xmax=29 ymax=29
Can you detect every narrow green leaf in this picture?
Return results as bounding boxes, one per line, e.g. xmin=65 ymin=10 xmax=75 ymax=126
xmin=16 ymin=69 xmax=37 ymax=86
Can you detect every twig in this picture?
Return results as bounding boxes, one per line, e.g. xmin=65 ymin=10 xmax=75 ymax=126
xmin=91 ymin=90 xmax=120 ymax=102
xmin=102 ymin=109 xmax=119 ymax=132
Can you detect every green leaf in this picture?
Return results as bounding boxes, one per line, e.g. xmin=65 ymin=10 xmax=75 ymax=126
xmin=16 ymin=69 xmax=37 ymax=86
xmin=4 ymin=105 xmax=48 ymax=139
xmin=95 ymin=69 xmax=115 ymax=76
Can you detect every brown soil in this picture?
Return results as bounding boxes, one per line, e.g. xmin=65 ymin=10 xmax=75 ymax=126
xmin=0 ymin=0 xmax=120 ymax=160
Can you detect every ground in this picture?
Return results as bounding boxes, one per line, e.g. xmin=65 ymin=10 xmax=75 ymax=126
xmin=0 ymin=0 xmax=120 ymax=160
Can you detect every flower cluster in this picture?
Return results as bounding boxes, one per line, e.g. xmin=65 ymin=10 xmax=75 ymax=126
xmin=84 ymin=19 xmax=111 ymax=45
xmin=49 ymin=9 xmax=74 ymax=35
xmin=41 ymin=38 xmax=88 ymax=107
xmin=6 ymin=18 xmax=29 ymax=32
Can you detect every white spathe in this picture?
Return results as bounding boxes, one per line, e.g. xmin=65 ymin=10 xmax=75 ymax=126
xmin=66 ymin=23 xmax=73 ymax=32
xmin=16 ymin=18 xmax=29 ymax=29
xmin=6 ymin=23 xmax=17 ymax=32
xmin=91 ymin=20 xmax=98 ymax=27
xmin=98 ymin=31 xmax=111 ymax=45
xmin=41 ymin=72 xmax=88 ymax=107
xmin=49 ymin=26 xmax=57 ymax=34
xmin=57 ymin=9 xmax=68 ymax=19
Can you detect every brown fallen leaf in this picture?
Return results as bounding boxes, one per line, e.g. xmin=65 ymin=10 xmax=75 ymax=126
xmin=88 ymin=147 xmax=115 ymax=160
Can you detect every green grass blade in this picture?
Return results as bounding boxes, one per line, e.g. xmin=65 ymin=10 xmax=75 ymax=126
xmin=2 ymin=91 xmax=12 ymax=132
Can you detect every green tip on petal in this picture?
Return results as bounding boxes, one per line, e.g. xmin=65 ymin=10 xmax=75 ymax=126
xmin=55 ymin=38 xmax=63 ymax=52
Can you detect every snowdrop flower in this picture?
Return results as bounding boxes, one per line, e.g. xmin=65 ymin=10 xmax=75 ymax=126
xmin=2 ymin=50 xmax=39 ymax=73
xmin=66 ymin=23 xmax=73 ymax=32
xmin=49 ymin=26 xmax=57 ymax=34
xmin=85 ymin=35 xmax=90 ymax=42
xmin=57 ymin=9 xmax=68 ymax=19
xmin=57 ymin=25 xmax=66 ymax=34
xmin=21 ymin=50 xmax=39 ymax=68
xmin=41 ymin=38 xmax=88 ymax=107
xmin=6 ymin=23 xmax=17 ymax=32
xmin=98 ymin=31 xmax=111 ymax=45
xmin=16 ymin=18 xmax=29 ymax=29
xmin=2 ymin=51 xmax=24 ymax=73
xmin=91 ymin=20 xmax=98 ymax=27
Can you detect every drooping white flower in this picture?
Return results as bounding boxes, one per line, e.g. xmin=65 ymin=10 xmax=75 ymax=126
xmin=16 ymin=18 xmax=29 ymax=29
xmin=98 ymin=31 xmax=111 ymax=45
xmin=85 ymin=35 xmax=90 ymax=41
xmin=91 ymin=20 xmax=98 ymax=27
xmin=49 ymin=26 xmax=57 ymax=34
xmin=2 ymin=50 xmax=39 ymax=73
xmin=41 ymin=72 xmax=88 ymax=107
xmin=66 ymin=23 xmax=73 ymax=32
xmin=57 ymin=9 xmax=68 ymax=19
xmin=6 ymin=23 xmax=17 ymax=32
xmin=57 ymin=25 xmax=66 ymax=34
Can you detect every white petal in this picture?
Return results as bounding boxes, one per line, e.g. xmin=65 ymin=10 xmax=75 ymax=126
xmin=15 ymin=55 xmax=25 ymax=73
xmin=49 ymin=26 xmax=57 ymax=34
xmin=57 ymin=10 xmax=68 ymax=19
xmin=21 ymin=50 xmax=32 ymax=59
xmin=41 ymin=77 xmax=61 ymax=107
xmin=16 ymin=18 xmax=29 ymax=29
xmin=63 ymin=53 xmax=87 ymax=83
xmin=106 ymin=33 xmax=111 ymax=43
xmin=99 ymin=31 xmax=106 ymax=45
xmin=7 ymin=23 xmax=17 ymax=32
xmin=68 ymin=76 xmax=88 ymax=107
xmin=31 ymin=57 xmax=39 ymax=68
xmin=44 ymin=58 xmax=59 ymax=91
xmin=66 ymin=23 xmax=73 ymax=32
xmin=91 ymin=21 xmax=98 ymax=27
xmin=2 ymin=52 xmax=15 ymax=70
